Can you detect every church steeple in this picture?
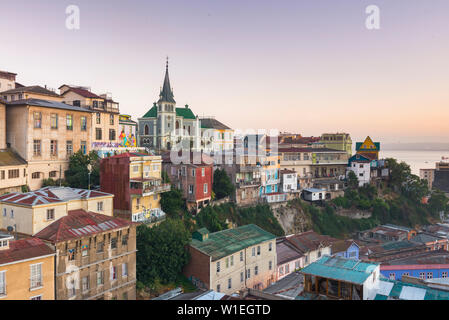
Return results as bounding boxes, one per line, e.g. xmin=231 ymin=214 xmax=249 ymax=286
xmin=158 ymin=57 xmax=176 ymax=104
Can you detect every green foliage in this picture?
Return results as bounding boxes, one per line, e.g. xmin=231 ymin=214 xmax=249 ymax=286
xmin=21 ymin=185 xmax=30 ymax=193
xmin=64 ymin=150 xmax=100 ymax=189
xmin=41 ymin=178 xmax=69 ymax=187
xmin=212 ymin=169 xmax=235 ymax=200
xmin=160 ymin=188 xmax=188 ymax=218
xmin=347 ymin=171 xmax=359 ymax=189
xmin=195 ymin=205 xmax=228 ymax=232
xmin=136 ymin=219 xmax=191 ymax=286
xmin=428 ymin=189 xmax=449 ymax=218
xmin=161 ymin=170 xmax=170 ymax=184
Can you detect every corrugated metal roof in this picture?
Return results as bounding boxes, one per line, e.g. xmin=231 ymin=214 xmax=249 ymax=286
xmin=191 ymin=224 xmax=276 ymax=261
xmin=300 ymin=256 xmax=379 ymax=285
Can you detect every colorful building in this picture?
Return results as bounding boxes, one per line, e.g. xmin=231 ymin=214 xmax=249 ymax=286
xmin=321 ymin=133 xmax=352 ymax=156
xmin=118 ymin=114 xmax=137 ymax=148
xmin=347 ymin=154 xmax=372 ymax=186
xmin=183 ymin=225 xmax=277 ymax=295
xmin=0 ymin=233 xmax=55 ymax=300
xmin=355 ymin=136 xmax=380 ymax=161
xmin=100 ymin=152 xmax=170 ymax=223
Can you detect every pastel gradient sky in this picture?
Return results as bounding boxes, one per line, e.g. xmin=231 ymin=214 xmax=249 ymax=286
xmin=1 ymin=0 xmax=449 ymax=143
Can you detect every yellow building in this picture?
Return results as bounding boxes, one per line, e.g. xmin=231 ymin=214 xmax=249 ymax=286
xmin=100 ymin=152 xmax=170 ymax=223
xmin=0 ymin=233 xmax=55 ymax=300
xmin=0 ymin=187 xmax=114 ymax=236
xmin=355 ymin=136 xmax=380 ymax=160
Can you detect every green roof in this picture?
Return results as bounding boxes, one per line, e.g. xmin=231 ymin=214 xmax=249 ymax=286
xmin=176 ymin=107 xmax=196 ymax=119
xmin=190 ymin=224 xmax=276 ymax=261
xmin=375 ymin=279 xmax=449 ymax=300
xmin=141 ymin=104 xmax=197 ymax=120
xmin=300 ymin=256 xmax=379 ymax=285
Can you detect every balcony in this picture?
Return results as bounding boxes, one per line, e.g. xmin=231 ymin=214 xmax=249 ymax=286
xmin=130 ymin=183 xmax=171 ymax=196
xmin=239 ymin=165 xmax=262 ymax=173
xmin=264 ymin=178 xmax=280 ymax=185
xmin=311 ymin=159 xmax=348 ymax=165
xmin=132 ymin=208 xmax=166 ymax=223
xmin=237 ymin=179 xmax=261 ymax=188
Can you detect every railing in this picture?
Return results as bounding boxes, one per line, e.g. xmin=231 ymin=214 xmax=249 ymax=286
xmin=132 ymin=208 xmax=166 ymax=223
xmin=239 ymin=165 xmax=262 ymax=173
xmin=312 ymin=159 xmax=348 ymax=165
xmin=237 ymin=179 xmax=262 ymax=187
xmin=130 ymin=183 xmax=171 ymax=196
xmin=264 ymin=178 xmax=280 ymax=185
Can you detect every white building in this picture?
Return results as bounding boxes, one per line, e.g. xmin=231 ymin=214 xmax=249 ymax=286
xmin=347 ymin=154 xmax=371 ymax=187
xmin=199 ymin=117 xmax=234 ymax=153
xmin=302 ymin=188 xmax=326 ymax=202
xmin=280 ymin=169 xmax=298 ymax=192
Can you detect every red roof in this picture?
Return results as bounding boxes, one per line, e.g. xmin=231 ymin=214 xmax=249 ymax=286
xmin=34 ymin=209 xmax=132 ymax=243
xmin=0 ymin=237 xmax=54 ymax=265
xmin=0 ymin=192 xmax=62 ymax=206
xmin=60 ymin=85 xmax=102 ymax=99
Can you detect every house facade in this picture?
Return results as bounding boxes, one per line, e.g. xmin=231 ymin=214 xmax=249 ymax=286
xmin=35 ymin=209 xmax=136 ymax=300
xmin=320 ymin=133 xmax=352 ymax=156
xmin=184 ymin=225 xmax=277 ymax=295
xmin=100 ymin=152 xmax=170 ymax=223
xmin=200 ymin=117 xmax=234 ymax=153
xmin=347 ymin=154 xmax=371 ymax=186
xmin=0 ymin=233 xmax=55 ymax=300
xmin=118 ymin=114 xmax=138 ymax=148
xmin=5 ymin=99 xmax=92 ymax=190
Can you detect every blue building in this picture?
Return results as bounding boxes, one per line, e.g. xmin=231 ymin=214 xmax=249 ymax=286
xmin=380 ymin=250 xmax=449 ymax=281
xmin=332 ymin=240 xmax=360 ymax=260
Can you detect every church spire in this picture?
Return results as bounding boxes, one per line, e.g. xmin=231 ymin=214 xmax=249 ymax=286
xmin=158 ymin=57 xmax=176 ymax=104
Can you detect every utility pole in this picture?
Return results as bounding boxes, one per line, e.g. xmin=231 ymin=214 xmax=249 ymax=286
xmin=87 ymin=164 xmax=92 ymax=190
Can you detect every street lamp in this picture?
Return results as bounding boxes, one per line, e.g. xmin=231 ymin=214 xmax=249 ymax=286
xmin=87 ymin=164 xmax=92 ymax=190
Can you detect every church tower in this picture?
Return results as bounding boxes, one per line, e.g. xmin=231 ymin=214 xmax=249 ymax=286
xmin=157 ymin=58 xmax=177 ymax=150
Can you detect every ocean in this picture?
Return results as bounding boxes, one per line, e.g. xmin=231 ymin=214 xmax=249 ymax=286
xmin=380 ymin=150 xmax=449 ymax=175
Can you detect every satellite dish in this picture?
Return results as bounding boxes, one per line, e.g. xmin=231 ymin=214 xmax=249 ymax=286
xmin=6 ymin=226 xmax=14 ymax=232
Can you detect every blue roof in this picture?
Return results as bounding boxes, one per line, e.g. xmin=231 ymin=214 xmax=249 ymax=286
xmin=301 ymin=256 xmax=379 ymax=285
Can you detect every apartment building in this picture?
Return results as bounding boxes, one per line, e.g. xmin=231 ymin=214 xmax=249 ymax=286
xmin=162 ymin=151 xmax=213 ymax=212
xmin=283 ymin=231 xmax=333 ymax=267
xmin=0 ymin=71 xmax=17 ymax=93
xmin=321 ymin=133 xmax=352 ymax=156
xmin=0 ymin=187 xmax=113 ymax=236
xmin=184 ymin=225 xmax=277 ymax=295
xmin=5 ymin=99 xmax=92 ymax=190
xmin=347 ymin=154 xmax=372 ymax=186
xmin=59 ymin=85 xmax=120 ymax=150
xmin=200 ymin=117 xmax=234 ymax=153
xmin=35 ymin=209 xmax=136 ymax=300
xmin=0 ymin=233 xmax=55 ymax=300
xmin=1 ymin=85 xmax=62 ymax=102
xmin=100 ymin=152 xmax=170 ymax=223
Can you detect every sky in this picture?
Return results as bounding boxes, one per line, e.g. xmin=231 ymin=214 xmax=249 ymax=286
xmin=1 ymin=0 xmax=448 ymax=144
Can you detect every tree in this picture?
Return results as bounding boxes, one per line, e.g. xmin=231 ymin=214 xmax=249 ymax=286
xmin=428 ymin=189 xmax=448 ymax=217
xmin=161 ymin=170 xmax=170 ymax=184
xmin=212 ymin=169 xmax=235 ymax=200
xmin=195 ymin=205 xmax=228 ymax=232
xmin=64 ymin=150 xmax=100 ymax=189
xmin=347 ymin=171 xmax=359 ymax=189
xmin=160 ymin=188 xmax=187 ymax=218
xmin=136 ymin=219 xmax=191 ymax=285
xmin=387 ymin=158 xmax=411 ymax=190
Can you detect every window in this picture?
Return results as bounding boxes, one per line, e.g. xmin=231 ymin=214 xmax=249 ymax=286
xmin=255 ymin=266 xmax=258 ymax=275
xmin=33 ymin=140 xmax=41 ymax=156
xmin=228 ymin=278 xmax=232 ymax=289
xmin=82 ymin=276 xmax=89 ymax=292
xmin=31 ymin=295 xmax=42 ymax=300
xmin=97 ymin=242 xmax=104 ymax=253
xmin=203 ymin=183 xmax=208 ymax=194
xmin=240 ymin=272 xmax=244 ymax=282
xmin=279 ymin=266 xmax=284 ymax=275
xmin=33 ymin=112 xmax=42 ymax=128
xmin=32 ymin=172 xmax=40 ymax=179
xmin=133 ymin=165 xmax=139 ymax=173
xmin=217 ymin=284 xmax=221 ymax=292
xmin=97 ymin=201 xmax=104 ymax=211
xmin=68 ymin=278 xmax=76 ymax=297
xmin=81 ymin=116 xmax=87 ymax=131
xmin=217 ymin=261 xmax=220 ymax=273
xmin=109 ymin=129 xmax=116 ymax=141
xmin=8 ymin=169 xmax=19 ymax=179
xmin=96 ymin=128 xmax=102 ymax=140
xmin=66 ymin=115 xmax=73 ymax=130
xmin=257 ymin=246 xmax=260 ymax=255
xmin=93 ymin=101 xmax=98 ymax=108
xmin=51 ymin=113 xmax=58 ymax=129
xmin=111 ymin=266 xmax=117 ymax=281
xmin=110 ymin=114 xmax=114 ymax=125
xmin=66 ymin=140 xmax=73 ymax=157
xmin=442 ymin=272 xmax=448 ymax=278
xmin=49 ymin=171 xmax=57 ymax=178
xmin=30 ymin=264 xmax=42 ymax=289
xmin=96 ymin=112 xmax=101 ymax=124
xmin=111 ymin=237 xmax=117 ymax=249
xmin=0 ymin=271 xmax=5 ymax=296
xmin=269 ymin=242 xmax=273 ymax=251
xmin=402 ymin=272 xmax=410 ymax=277
xmin=188 ymin=185 xmax=193 ymax=194
xmin=427 ymin=272 xmax=433 ymax=279
xmin=192 ymin=169 xmax=196 ymax=177
xmin=50 ymin=140 xmax=58 ymax=156
xmin=269 ymin=261 xmax=273 ymax=270
xmin=122 ymin=263 xmax=128 ymax=277
xmin=2 ymin=208 xmax=5 ymax=217
xmin=252 ymin=247 xmax=255 ymax=256
xmin=80 ymin=141 xmax=87 ymax=154
xmin=230 ymin=255 xmax=234 ymax=266
xmin=202 ymin=168 xmax=205 ymax=177
xmin=10 ymin=209 xmax=13 ymax=218
xmin=240 ymin=251 xmax=243 ymax=262
xmin=389 ymin=273 xmax=395 ymax=280
xmin=246 ymin=269 xmax=251 ymax=279
xmin=318 ymin=250 xmax=321 ymax=258
xmin=47 ymin=209 xmax=55 ymax=221
xmin=73 ymin=100 xmax=81 ymax=107
xmin=419 ymin=272 xmax=425 ymax=280
xmin=68 ymin=248 xmax=76 ymax=261
xmin=226 ymin=258 xmax=229 ymax=268
xmin=1 ymin=170 xmax=4 ymax=180
xmin=122 ymin=235 xmax=128 ymax=246
xmin=97 ymin=271 xmax=104 ymax=285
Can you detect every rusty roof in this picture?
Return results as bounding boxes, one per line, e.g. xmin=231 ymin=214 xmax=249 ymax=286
xmin=0 ymin=237 xmax=54 ymax=266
